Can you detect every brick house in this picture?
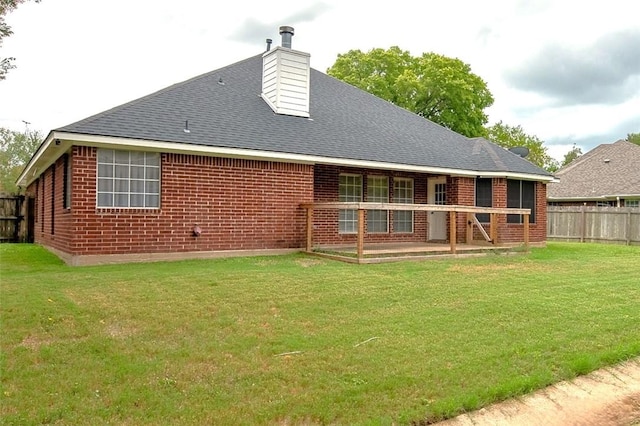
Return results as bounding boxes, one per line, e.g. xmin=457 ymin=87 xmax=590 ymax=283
xmin=548 ymin=140 xmax=640 ymax=208
xmin=18 ymin=27 xmax=554 ymax=265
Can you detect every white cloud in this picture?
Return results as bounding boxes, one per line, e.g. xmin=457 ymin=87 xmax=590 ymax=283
xmin=1 ymin=0 xmax=638 ymax=159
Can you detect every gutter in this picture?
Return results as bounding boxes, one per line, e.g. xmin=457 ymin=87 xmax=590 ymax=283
xmin=17 ymin=131 xmax=557 ymax=187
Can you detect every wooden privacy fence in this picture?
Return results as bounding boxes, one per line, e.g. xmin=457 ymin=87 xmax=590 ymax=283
xmin=0 ymin=195 xmax=34 ymax=243
xmin=547 ymin=206 xmax=640 ymax=245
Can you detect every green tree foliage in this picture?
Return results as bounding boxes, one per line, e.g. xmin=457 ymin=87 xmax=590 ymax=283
xmin=561 ymin=144 xmax=582 ymax=167
xmin=327 ymin=46 xmax=494 ymax=137
xmin=626 ymin=132 xmax=640 ymax=146
xmin=0 ymin=126 xmax=42 ymax=194
xmin=1 ymin=0 xmax=40 ymax=80
xmin=485 ymin=121 xmax=558 ymax=171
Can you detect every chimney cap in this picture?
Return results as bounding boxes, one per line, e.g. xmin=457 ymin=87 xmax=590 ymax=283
xmin=279 ymin=26 xmax=294 ymax=48
xmin=279 ymin=26 xmax=294 ymax=35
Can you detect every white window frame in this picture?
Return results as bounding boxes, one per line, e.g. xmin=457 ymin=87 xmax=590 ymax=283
xmin=64 ymin=154 xmax=71 ymax=209
xmin=393 ymin=178 xmax=413 ymax=233
xmin=97 ymin=149 xmax=161 ymax=208
xmin=339 ymin=174 xmax=362 ymax=233
xmin=367 ymin=176 xmax=389 ymax=233
xmin=625 ymin=199 xmax=639 ymax=208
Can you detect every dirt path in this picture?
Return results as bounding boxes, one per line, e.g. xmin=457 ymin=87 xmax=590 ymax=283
xmin=436 ymin=357 xmax=640 ymax=426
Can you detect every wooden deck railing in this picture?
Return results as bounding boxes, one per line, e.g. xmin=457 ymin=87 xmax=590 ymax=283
xmin=300 ymin=202 xmax=531 ymax=260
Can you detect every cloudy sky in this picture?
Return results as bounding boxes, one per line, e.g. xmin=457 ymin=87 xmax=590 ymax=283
xmin=1 ymin=0 xmax=639 ymax=161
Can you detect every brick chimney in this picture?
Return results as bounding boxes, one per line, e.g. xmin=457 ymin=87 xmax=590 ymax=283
xmin=261 ymin=26 xmax=310 ymax=118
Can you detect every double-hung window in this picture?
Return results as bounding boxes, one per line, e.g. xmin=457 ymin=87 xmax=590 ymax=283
xmin=339 ymin=174 xmax=362 ymax=233
xmin=393 ymin=178 xmax=413 ymax=233
xmin=63 ymin=154 xmax=71 ymax=209
xmin=367 ymin=176 xmax=389 ymax=233
xmin=507 ymin=179 xmax=535 ymax=223
xmin=475 ymin=178 xmax=492 ymax=223
xmin=97 ymin=149 xmax=160 ymax=208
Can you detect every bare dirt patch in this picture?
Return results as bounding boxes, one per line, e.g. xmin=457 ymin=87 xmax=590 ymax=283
xmin=295 ymin=258 xmax=325 ymax=268
xmin=447 ymin=263 xmax=521 ymax=273
xmin=436 ymin=358 xmax=640 ymax=426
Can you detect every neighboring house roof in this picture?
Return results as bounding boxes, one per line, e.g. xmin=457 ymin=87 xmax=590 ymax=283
xmin=18 ymin=53 xmax=553 ymax=187
xmin=547 ymin=140 xmax=640 ymax=201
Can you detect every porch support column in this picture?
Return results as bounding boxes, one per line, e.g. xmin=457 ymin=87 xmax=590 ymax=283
xmin=490 ymin=213 xmax=497 ymax=244
xmin=357 ymin=209 xmax=365 ymax=261
xmin=449 ymin=211 xmax=457 ymax=254
xmin=305 ymin=206 xmax=313 ymax=253
xmin=523 ymin=214 xmax=530 ymax=251
xmin=465 ymin=213 xmax=473 ymax=243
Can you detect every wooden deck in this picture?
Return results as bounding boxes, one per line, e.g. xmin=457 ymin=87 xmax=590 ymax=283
xmin=312 ymin=241 xmax=538 ymax=264
xmin=301 ymin=202 xmax=535 ymax=263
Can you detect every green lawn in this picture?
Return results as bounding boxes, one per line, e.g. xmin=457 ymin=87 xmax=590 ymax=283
xmin=1 ymin=243 xmax=639 ymax=425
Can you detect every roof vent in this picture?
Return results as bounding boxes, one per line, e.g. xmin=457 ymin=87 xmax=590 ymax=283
xmin=279 ymin=26 xmax=294 ymax=48
xmin=266 ymin=38 xmax=272 ymax=51
xmin=604 ymin=158 xmax=610 ymax=163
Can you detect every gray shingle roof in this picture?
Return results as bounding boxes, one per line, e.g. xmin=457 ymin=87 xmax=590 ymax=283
xmin=548 ymin=140 xmax=640 ymax=199
xmin=57 ymin=53 xmax=551 ymax=178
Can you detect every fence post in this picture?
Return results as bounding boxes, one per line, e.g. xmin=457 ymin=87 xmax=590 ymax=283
xmin=627 ymin=210 xmax=632 ymax=246
xmin=580 ymin=204 xmax=586 ymax=243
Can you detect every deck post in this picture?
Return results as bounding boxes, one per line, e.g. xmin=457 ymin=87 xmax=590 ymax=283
xmin=305 ymin=206 xmax=313 ymax=253
xmin=523 ymin=214 xmax=530 ymax=250
xmin=357 ymin=209 xmax=365 ymax=261
xmin=466 ymin=213 xmax=473 ymax=243
xmin=449 ymin=211 xmax=457 ymax=254
xmin=490 ymin=213 xmax=497 ymax=244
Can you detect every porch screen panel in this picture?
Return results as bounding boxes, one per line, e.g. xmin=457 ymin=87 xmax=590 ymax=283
xmin=367 ymin=176 xmax=389 ymax=233
xmin=393 ymin=178 xmax=413 ymax=233
xmin=507 ymin=179 xmax=535 ymax=223
xmin=475 ymin=178 xmax=492 ymax=223
xmin=339 ymin=174 xmax=362 ymax=233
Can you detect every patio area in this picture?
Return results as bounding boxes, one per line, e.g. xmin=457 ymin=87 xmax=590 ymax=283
xmin=311 ymin=241 xmax=536 ymax=263
xmin=301 ymin=202 xmax=535 ymax=263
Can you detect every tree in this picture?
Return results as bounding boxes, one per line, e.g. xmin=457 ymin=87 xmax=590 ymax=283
xmin=1 ymin=0 xmax=40 ymax=81
xmin=561 ymin=144 xmax=582 ymax=167
xmin=327 ymin=47 xmax=494 ymax=137
xmin=485 ymin=121 xmax=558 ymax=171
xmin=0 ymin=126 xmax=42 ymax=194
xmin=626 ymin=132 xmax=640 ymax=146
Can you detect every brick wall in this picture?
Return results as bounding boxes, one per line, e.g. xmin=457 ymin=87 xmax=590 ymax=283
xmin=30 ymin=147 xmax=314 ymax=256
xmin=27 ymin=153 xmax=74 ymax=253
xmin=313 ymin=165 xmax=430 ymax=244
xmin=25 ymin=147 xmax=547 ymax=258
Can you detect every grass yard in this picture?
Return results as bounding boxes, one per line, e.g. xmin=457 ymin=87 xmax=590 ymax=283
xmin=1 ymin=242 xmax=640 ymax=425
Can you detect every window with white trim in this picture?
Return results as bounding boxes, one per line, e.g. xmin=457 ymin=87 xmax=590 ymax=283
xmin=63 ymin=154 xmax=71 ymax=209
xmin=507 ymin=179 xmax=535 ymax=223
xmin=367 ymin=176 xmax=389 ymax=233
xmin=393 ymin=178 xmax=413 ymax=233
xmin=625 ymin=200 xmax=639 ymax=208
xmin=339 ymin=174 xmax=362 ymax=233
xmin=97 ymin=149 xmax=160 ymax=208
